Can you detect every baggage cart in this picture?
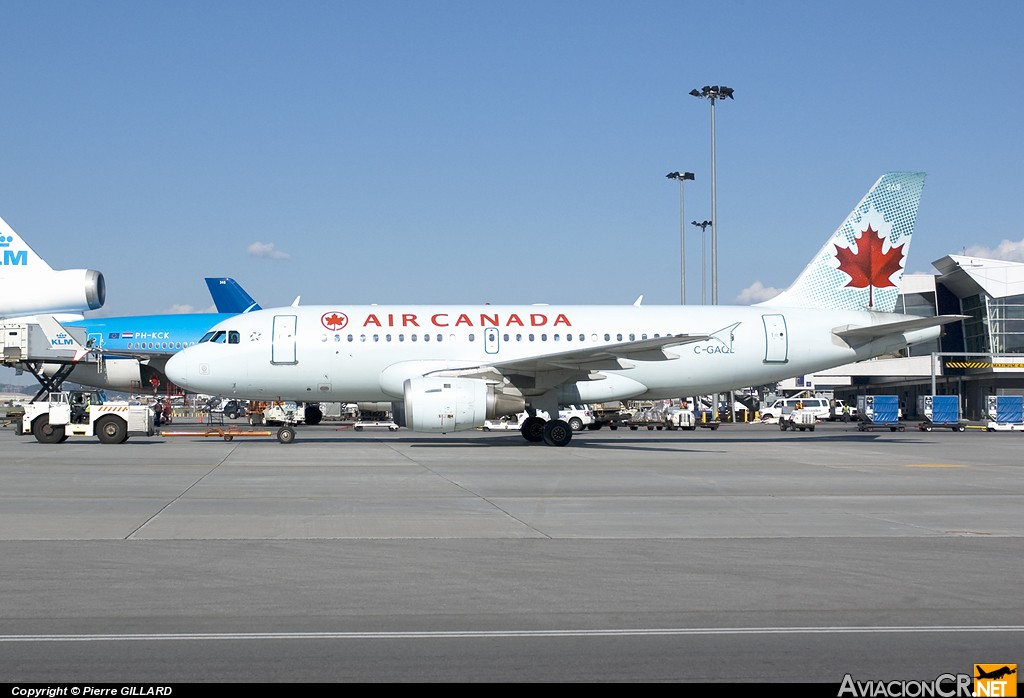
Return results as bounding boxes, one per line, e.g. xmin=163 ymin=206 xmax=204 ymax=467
xmin=917 ymin=395 xmax=965 ymax=432
xmin=857 ymin=395 xmax=904 ymax=432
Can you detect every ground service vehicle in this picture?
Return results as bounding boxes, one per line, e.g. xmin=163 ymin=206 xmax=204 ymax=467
xmin=779 ymin=410 xmax=817 ymax=432
xmin=21 ymin=390 xmax=154 ymax=444
xmin=760 ymin=397 xmax=830 ymax=422
xmin=248 ymin=401 xmax=305 ymax=426
xmin=559 ymin=405 xmax=594 ymax=431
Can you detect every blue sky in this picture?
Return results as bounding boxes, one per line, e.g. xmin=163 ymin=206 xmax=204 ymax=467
xmin=2 ymin=0 xmax=1022 ymax=321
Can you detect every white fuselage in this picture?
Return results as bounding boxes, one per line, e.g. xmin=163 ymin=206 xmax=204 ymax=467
xmin=165 ymin=304 xmax=939 ymax=404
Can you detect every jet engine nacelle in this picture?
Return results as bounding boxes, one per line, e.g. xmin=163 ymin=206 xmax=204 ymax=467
xmin=0 ymin=269 xmax=105 ymax=319
xmin=397 ymin=376 xmax=524 ymax=433
xmin=41 ymin=357 xmax=144 ymax=392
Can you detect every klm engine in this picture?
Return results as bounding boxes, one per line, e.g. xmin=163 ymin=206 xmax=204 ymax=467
xmin=395 ymin=376 xmax=524 ymax=433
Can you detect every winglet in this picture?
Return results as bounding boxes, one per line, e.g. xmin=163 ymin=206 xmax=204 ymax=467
xmin=633 ymin=295 xmax=644 ymax=307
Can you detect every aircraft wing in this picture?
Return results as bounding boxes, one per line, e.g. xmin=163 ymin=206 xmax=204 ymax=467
xmin=428 ymin=333 xmax=710 ymax=393
xmin=833 ymin=315 xmax=966 ymax=344
xmin=492 ymin=333 xmax=710 ymax=372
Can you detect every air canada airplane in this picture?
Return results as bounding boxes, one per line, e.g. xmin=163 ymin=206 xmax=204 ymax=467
xmin=0 ymin=213 xmax=105 ymax=321
xmin=166 ymin=172 xmax=961 ymax=445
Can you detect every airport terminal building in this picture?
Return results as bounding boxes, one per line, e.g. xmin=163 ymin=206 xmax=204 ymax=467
xmin=802 ymin=254 xmax=1024 ymax=420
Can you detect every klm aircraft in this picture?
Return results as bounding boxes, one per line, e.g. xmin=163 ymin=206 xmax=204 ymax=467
xmin=0 ymin=213 xmax=105 ymax=320
xmin=33 ymin=278 xmax=261 ymax=393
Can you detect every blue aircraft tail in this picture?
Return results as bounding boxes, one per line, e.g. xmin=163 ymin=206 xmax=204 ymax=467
xmin=205 ymin=278 xmax=261 ymax=314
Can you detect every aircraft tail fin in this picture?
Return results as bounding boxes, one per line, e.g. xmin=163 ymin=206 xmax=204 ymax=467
xmin=0 ymin=214 xmax=54 ymax=274
xmin=758 ymin=172 xmax=925 ymax=313
xmin=205 ymin=277 xmax=262 ymax=314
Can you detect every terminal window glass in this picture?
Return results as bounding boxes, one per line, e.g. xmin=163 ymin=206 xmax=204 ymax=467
xmin=962 ymin=294 xmax=990 ymax=354
xmin=988 ymin=293 xmax=1024 ymax=353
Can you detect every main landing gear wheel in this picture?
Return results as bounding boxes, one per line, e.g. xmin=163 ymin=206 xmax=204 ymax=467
xmin=542 ymin=419 xmax=573 ymax=447
xmin=277 ymin=426 xmax=296 ymax=444
xmin=520 ymin=416 xmax=546 ymax=443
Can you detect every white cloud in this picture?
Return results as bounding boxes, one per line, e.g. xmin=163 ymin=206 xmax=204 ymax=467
xmin=963 ymin=238 xmax=1024 ymax=262
xmin=247 ymin=241 xmax=290 ymax=260
xmin=735 ymin=281 xmax=781 ymax=305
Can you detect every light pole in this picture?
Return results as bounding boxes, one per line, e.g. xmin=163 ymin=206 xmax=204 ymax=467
xmin=689 ymin=85 xmax=733 ymax=305
xmin=666 ymin=171 xmax=694 ymax=304
xmin=691 ymin=219 xmax=712 ymax=304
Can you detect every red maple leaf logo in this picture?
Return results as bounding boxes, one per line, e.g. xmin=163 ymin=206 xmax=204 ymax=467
xmin=321 ymin=312 xmax=348 ymax=331
xmin=834 ymin=225 xmax=905 ymax=308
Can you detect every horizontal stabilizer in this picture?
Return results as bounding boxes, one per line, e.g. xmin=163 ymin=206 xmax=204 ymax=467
xmin=833 ymin=315 xmax=966 ymax=343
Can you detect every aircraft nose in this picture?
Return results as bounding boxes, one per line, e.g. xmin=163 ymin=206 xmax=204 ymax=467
xmin=164 ymin=351 xmax=190 ymax=389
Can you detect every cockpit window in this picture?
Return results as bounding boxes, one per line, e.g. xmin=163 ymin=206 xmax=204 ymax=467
xmin=210 ymin=331 xmax=227 ymax=344
xmin=199 ymin=331 xmax=216 ymax=343
xmin=228 ymin=331 xmax=240 ymax=344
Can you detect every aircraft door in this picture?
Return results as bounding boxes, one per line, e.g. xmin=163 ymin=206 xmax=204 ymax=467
xmin=272 ymin=315 xmax=298 ymax=364
xmin=484 ymin=327 xmax=500 ymax=355
xmin=762 ymin=314 xmax=788 ymax=363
